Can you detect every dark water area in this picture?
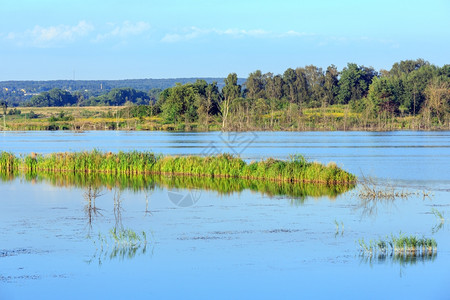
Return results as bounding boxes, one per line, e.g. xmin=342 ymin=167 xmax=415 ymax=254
xmin=1 ymin=131 xmax=449 ymax=299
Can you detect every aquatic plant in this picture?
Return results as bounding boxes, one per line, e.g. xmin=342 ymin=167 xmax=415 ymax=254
xmin=431 ymin=208 xmax=445 ymax=224
xmin=357 ymin=174 xmax=431 ymax=201
xmin=334 ymin=220 xmax=344 ymax=236
xmin=431 ymin=208 xmax=446 ymax=234
xmin=0 ymin=150 xmax=356 ymax=184
xmin=358 ymin=234 xmax=437 ymax=258
xmin=0 ymin=152 xmax=19 ymax=172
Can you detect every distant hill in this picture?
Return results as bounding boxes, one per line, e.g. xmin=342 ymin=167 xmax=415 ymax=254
xmin=0 ymin=78 xmax=246 ymax=106
xmin=0 ymin=77 xmax=245 ymax=106
xmin=0 ymin=78 xmax=245 ymax=93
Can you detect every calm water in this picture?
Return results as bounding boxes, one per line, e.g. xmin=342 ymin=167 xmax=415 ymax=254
xmin=1 ymin=131 xmax=450 ymax=299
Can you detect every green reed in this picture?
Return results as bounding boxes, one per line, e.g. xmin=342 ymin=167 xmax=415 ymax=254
xmin=0 ymin=150 xmax=356 ymax=184
xmin=358 ymin=233 xmax=437 ymax=258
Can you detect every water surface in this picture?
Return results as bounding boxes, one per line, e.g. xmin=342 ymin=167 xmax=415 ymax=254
xmin=1 ymin=131 xmax=449 ymax=299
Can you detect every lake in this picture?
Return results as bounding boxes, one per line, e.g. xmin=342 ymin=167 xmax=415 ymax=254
xmin=1 ymin=131 xmax=450 ymax=299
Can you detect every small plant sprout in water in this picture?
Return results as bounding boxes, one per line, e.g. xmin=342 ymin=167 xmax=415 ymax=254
xmin=334 ymin=220 xmax=344 ymax=236
xmin=358 ymin=233 xmax=437 ymax=259
xmin=431 ymin=208 xmax=446 ymax=234
xmin=431 ymin=208 xmax=445 ymax=224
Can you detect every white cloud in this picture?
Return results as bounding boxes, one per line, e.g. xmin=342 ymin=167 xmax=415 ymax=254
xmin=95 ymin=21 xmax=150 ymax=41
xmin=5 ymin=21 xmax=94 ymax=47
xmin=161 ymin=27 xmax=314 ymax=42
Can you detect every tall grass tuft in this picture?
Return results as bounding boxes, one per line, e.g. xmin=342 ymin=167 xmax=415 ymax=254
xmin=358 ymin=233 xmax=437 ymax=258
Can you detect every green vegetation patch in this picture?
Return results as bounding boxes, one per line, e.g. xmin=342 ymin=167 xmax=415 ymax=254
xmin=0 ymin=150 xmax=356 ymax=184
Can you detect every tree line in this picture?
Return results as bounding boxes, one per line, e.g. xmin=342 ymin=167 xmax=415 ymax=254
xmin=151 ymin=59 xmax=449 ymax=129
xmin=2 ymin=59 xmax=449 ymax=130
xmin=23 ymin=87 xmax=162 ymax=107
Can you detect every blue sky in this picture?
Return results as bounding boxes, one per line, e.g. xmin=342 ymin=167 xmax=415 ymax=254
xmin=1 ymin=0 xmax=449 ymax=80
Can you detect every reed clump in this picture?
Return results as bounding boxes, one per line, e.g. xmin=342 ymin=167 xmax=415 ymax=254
xmin=0 ymin=150 xmax=356 ymax=184
xmin=358 ymin=234 xmax=437 ymax=258
xmin=0 ymin=152 xmax=19 ymax=172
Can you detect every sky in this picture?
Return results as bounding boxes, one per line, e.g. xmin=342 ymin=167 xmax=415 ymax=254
xmin=0 ymin=0 xmax=449 ymax=80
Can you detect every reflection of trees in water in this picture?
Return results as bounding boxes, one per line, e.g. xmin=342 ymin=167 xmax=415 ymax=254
xmin=144 ymin=188 xmax=152 ymax=216
xmin=113 ymin=188 xmax=123 ymax=230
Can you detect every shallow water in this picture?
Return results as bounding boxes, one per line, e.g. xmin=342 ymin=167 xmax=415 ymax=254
xmin=1 ymin=131 xmax=450 ymax=299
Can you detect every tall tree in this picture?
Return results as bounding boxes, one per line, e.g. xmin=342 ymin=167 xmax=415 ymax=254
xmin=389 ymin=59 xmax=429 ymax=77
xmin=422 ymin=79 xmax=450 ymax=126
xmin=246 ymin=70 xmax=265 ymax=99
xmin=221 ymin=73 xmax=241 ymax=129
xmin=304 ymin=65 xmax=325 ymax=106
xmin=265 ymin=73 xmax=283 ymax=100
xmin=338 ymin=63 xmax=377 ymax=104
xmin=324 ymin=65 xmax=339 ymax=106
xmin=294 ymin=68 xmax=309 ymax=106
xmin=283 ymin=68 xmax=298 ymax=103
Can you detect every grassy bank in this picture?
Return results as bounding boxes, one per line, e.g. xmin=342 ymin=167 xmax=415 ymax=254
xmin=0 ymin=151 xmax=356 ymax=184
xmin=1 ymin=105 xmax=448 ymax=131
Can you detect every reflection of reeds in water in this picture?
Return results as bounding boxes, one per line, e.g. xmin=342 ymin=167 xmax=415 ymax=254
xmin=83 ymin=185 xmax=104 ymax=230
xmin=356 ymin=174 xmax=432 ymax=217
xmin=357 ymin=174 xmax=431 ymax=201
xmin=358 ymin=234 xmax=437 ymax=258
xmin=359 ymin=251 xmax=437 ymax=267
xmin=88 ymin=229 xmax=149 ymax=265
xmin=431 ymin=208 xmax=446 ymax=234
xmin=0 ymin=150 xmax=356 ymax=184
xmin=3 ymin=172 xmax=355 ymax=200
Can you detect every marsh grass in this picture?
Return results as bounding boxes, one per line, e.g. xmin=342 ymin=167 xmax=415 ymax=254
xmin=357 ymin=174 xmax=431 ymax=201
xmin=358 ymin=233 xmax=437 ymax=258
xmin=0 ymin=150 xmax=356 ymax=184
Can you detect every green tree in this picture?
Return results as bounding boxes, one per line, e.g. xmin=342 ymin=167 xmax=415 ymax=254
xmin=283 ymin=68 xmax=298 ymax=103
xmin=338 ymin=63 xmax=377 ymax=104
xmin=389 ymin=59 xmax=429 ymax=77
xmin=221 ymin=73 xmax=241 ymax=129
xmin=304 ymin=65 xmax=325 ymax=107
xmin=367 ymin=77 xmax=402 ymax=116
xmin=324 ymin=65 xmax=339 ymax=106
xmin=422 ymin=79 xmax=450 ymax=126
xmin=161 ymin=83 xmax=197 ymax=125
xmin=246 ymin=70 xmax=265 ymax=99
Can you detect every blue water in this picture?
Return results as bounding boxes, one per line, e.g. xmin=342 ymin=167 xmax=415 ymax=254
xmin=1 ymin=131 xmax=450 ymax=299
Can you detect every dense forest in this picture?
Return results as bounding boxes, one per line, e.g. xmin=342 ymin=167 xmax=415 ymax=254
xmin=1 ymin=59 xmax=449 ymax=131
